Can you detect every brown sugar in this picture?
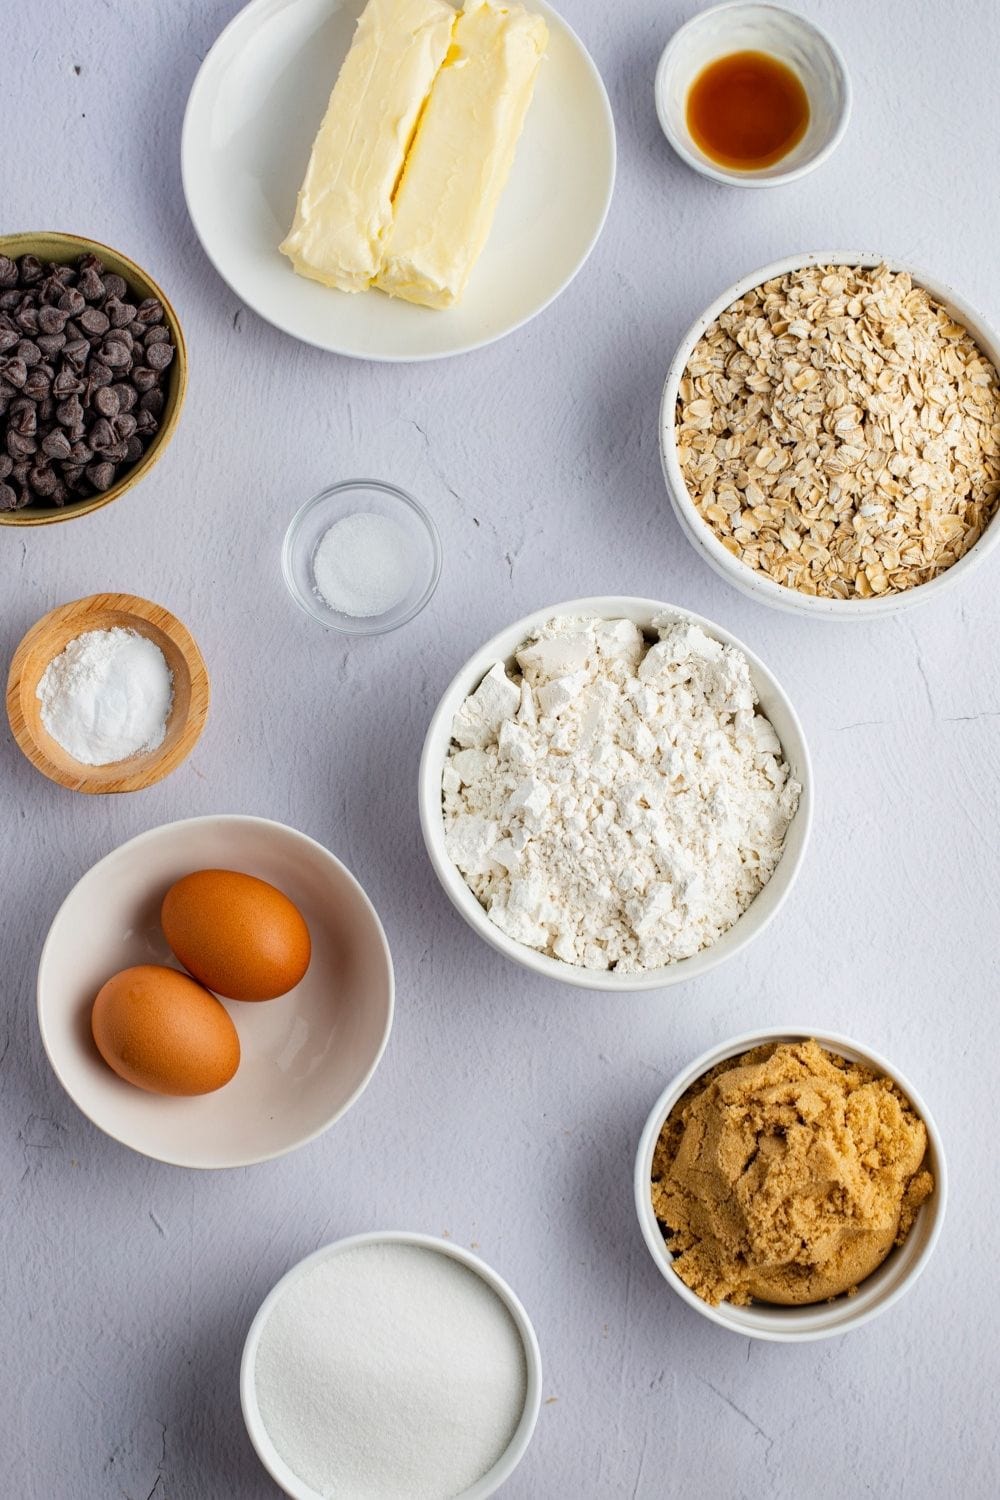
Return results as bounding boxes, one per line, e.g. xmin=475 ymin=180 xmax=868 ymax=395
xmin=650 ymin=1039 xmax=934 ymax=1307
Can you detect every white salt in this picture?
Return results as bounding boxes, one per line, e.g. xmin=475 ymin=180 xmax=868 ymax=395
xmin=313 ymin=511 xmax=414 ymax=618
xmin=36 ymin=627 xmax=174 ymax=766
xmin=254 ymin=1242 xmax=528 ymax=1500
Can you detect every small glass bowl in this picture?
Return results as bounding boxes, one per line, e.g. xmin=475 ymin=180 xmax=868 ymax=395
xmin=282 ymin=480 xmax=442 ymax=635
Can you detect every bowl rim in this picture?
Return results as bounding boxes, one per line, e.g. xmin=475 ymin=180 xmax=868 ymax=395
xmin=418 ymin=595 xmax=813 ymax=991
xmin=239 ymin=1230 xmax=543 ymax=1500
xmin=36 ymin=813 xmax=395 ymax=1169
xmin=654 ymin=0 xmax=852 ymax=188
xmin=281 ymin=478 xmax=443 ymax=635
xmin=6 ymin=591 xmax=210 ymax=794
xmin=634 ymin=1026 xmax=948 ymax=1342
xmin=660 ymin=249 xmax=1000 ymax=617
xmin=0 ymin=230 xmax=188 ymax=526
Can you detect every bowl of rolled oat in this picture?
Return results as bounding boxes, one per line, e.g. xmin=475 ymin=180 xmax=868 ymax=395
xmin=660 ymin=253 xmax=1000 ymax=615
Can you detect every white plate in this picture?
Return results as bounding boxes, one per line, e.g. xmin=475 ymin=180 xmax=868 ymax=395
xmin=181 ymin=0 xmax=616 ymax=361
xmin=37 ymin=815 xmax=394 ymax=1169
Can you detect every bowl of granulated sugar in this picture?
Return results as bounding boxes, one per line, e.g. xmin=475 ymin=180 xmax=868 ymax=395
xmin=241 ymin=1232 xmax=541 ymax=1500
xmin=282 ymin=479 xmax=442 ymax=636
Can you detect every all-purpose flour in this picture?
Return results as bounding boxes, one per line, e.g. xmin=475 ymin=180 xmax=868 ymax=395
xmin=254 ymin=1243 xmax=527 ymax=1500
xmin=443 ymin=615 xmax=801 ymax=972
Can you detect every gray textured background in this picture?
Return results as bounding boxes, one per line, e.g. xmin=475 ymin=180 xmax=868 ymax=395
xmin=3 ymin=1 xmax=999 ymax=1496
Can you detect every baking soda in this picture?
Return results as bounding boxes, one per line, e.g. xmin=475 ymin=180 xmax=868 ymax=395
xmin=254 ymin=1242 xmax=527 ymax=1500
xmin=312 ymin=511 xmax=414 ymax=618
xmin=36 ymin=627 xmax=174 ymax=766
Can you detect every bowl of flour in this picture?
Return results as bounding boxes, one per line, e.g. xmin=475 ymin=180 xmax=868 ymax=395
xmin=419 ymin=598 xmax=812 ymax=991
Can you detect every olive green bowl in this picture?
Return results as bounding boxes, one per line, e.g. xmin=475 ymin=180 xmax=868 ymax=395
xmin=0 ymin=231 xmax=188 ymax=526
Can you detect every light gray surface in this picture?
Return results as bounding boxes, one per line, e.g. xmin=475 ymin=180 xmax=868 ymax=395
xmin=3 ymin=1 xmax=999 ymax=1495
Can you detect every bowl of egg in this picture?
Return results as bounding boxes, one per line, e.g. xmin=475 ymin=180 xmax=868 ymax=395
xmin=37 ymin=815 xmax=394 ymax=1168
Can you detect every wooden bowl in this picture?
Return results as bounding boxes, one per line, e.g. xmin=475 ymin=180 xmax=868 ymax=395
xmin=7 ymin=593 xmax=209 ymax=793
xmin=0 ymin=231 xmax=188 ymax=526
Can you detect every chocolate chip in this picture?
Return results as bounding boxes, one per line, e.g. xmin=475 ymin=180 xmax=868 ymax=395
xmin=7 ymin=430 xmax=37 ymax=460
xmin=146 ymin=343 xmax=173 ymax=372
xmin=0 ymin=328 xmax=18 ymax=354
xmin=62 ymin=338 xmax=90 ymax=371
xmin=101 ymin=337 xmax=131 ymax=369
xmin=56 ymin=395 xmax=84 ymax=428
xmin=79 ymin=307 xmax=109 ymax=337
xmin=41 ymin=429 xmax=72 ymax=460
xmin=23 ymin=367 xmax=50 ymax=401
xmin=18 ymin=256 xmax=43 ymax=285
xmin=102 ymin=274 xmax=127 ymax=299
xmin=125 ymin=435 xmax=143 ymax=463
xmin=104 ymin=296 xmax=135 ymax=329
xmin=62 ymin=465 xmax=85 ymax=490
xmin=113 ymin=412 xmax=137 ymax=441
xmin=0 ymin=357 xmax=27 ymax=388
xmin=135 ymin=297 xmax=163 ymax=325
xmin=143 ymin=325 xmax=170 ymax=346
xmin=37 ymin=332 xmax=66 ymax=358
xmin=53 ymin=368 xmax=84 ymax=397
xmin=29 ymin=464 xmax=58 ymax=497
xmin=16 ymin=305 xmax=40 ymax=335
xmin=0 ymin=481 xmax=15 ymax=509
xmin=138 ymin=388 xmax=164 ymax=417
xmin=0 ymin=291 xmax=22 ymax=311
xmin=79 ymin=268 xmax=106 ymax=302
xmin=87 ymin=361 xmax=112 ymax=389
xmin=111 ymin=382 xmax=136 ymax=412
xmin=0 ymin=257 xmax=18 ymax=289
xmin=69 ymin=439 xmax=94 ymax=465
xmin=58 ymin=288 xmax=86 ymax=317
xmin=131 ymin=366 xmax=157 ymax=392
xmin=102 ymin=441 xmax=128 ymax=462
xmin=38 ymin=304 xmax=68 ymax=334
xmin=16 ymin=339 xmax=41 ymax=366
xmin=93 ymin=384 xmax=120 ymax=418
xmin=86 ymin=460 xmax=115 ymax=491
xmin=135 ymin=408 xmax=159 ymax=437
xmin=9 ymin=400 xmax=36 ymax=436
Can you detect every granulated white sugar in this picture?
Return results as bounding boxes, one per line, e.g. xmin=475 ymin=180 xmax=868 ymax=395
xmin=312 ymin=511 xmax=414 ymax=618
xmin=254 ymin=1242 xmax=528 ymax=1500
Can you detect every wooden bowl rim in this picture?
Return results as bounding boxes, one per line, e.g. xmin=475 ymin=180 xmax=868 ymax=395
xmin=6 ymin=592 xmax=209 ymax=793
xmin=0 ymin=230 xmax=188 ymax=527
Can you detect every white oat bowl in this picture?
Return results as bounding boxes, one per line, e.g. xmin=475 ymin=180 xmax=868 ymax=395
xmin=660 ymin=251 xmax=1000 ymax=617
xmin=418 ymin=597 xmax=812 ymax=992
xmin=634 ymin=1028 xmax=948 ymax=1341
xmin=655 ymin=1 xmax=851 ymax=187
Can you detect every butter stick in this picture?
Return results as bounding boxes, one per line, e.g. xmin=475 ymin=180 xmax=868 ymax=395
xmin=280 ymin=0 xmax=457 ymax=293
xmin=375 ymin=0 xmax=548 ymax=309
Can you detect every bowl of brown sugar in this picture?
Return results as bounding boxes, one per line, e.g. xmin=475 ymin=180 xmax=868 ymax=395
xmin=635 ymin=1028 xmax=947 ymax=1341
xmin=660 ymin=253 xmax=1000 ymax=616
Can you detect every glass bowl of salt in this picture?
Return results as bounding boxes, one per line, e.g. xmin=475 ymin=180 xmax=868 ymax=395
xmin=282 ymin=479 xmax=442 ymax=635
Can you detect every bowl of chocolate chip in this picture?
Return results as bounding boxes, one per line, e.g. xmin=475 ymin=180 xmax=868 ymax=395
xmin=0 ymin=232 xmax=187 ymax=525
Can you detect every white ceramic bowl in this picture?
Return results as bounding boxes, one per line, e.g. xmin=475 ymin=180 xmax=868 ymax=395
xmin=655 ymin=1 xmax=851 ymax=186
xmin=240 ymin=1231 xmax=542 ymax=1500
xmin=37 ymin=815 xmax=394 ymax=1168
xmin=661 ymin=250 xmax=1000 ymax=618
xmin=418 ymin=597 xmax=812 ymax=992
xmin=182 ymin=0 xmax=615 ymax=362
xmin=635 ymin=1028 xmax=947 ymax=1342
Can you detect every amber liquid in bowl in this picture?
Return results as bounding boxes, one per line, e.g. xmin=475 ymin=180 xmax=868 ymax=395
xmin=686 ymin=50 xmax=810 ymax=170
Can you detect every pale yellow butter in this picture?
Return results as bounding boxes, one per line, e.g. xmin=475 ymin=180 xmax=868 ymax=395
xmin=280 ymin=0 xmax=457 ymax=293
xmin=375 ymin=0 xmax=548 ymax=309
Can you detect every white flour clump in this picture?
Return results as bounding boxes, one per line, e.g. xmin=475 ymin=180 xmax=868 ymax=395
xmin=36 ymin=627 xmax=173 ymax=766
xmin=254 ymin=1242 xmax=527 ymax=1500
xmin=443 ymin=615 xmax=801 ymax=972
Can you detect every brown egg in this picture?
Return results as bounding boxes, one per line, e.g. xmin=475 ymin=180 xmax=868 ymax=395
xmin=92 ymin=964 xmax=240 ymax=1096
xmin=161 ymin=868 xmax=311 ymax=1001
